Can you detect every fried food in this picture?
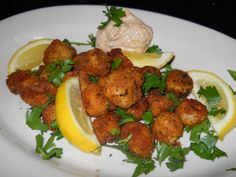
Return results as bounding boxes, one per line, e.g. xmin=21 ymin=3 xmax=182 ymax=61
xmin=141 ymin=65 xmax=160 ymax=76
xmin=42 ymin=103 xmax=56 ymax=130
xmin=107 ymin=48 xmax=134 ymax=71
xmin=73 ymin=48 xmax=111 ymax=77
xmin=92 ymin=112 xmax=120 ymax=144
xmin=152 ymin=112 xmax=183 ymax=145
xmin=103 ymin=69 xmax=142 ymax=109
xmin=43 ymin=39 xmax=76 ymax=65
xmin=82 ymin=83 xmax=108 ymax=117
xmin=20 ymin=81 xmax=57 ymax=107
xmin=175 ymin=98 xmax=208 ymax=126
xmin=127 ymin=98 xmax=148 ymax=120
xmin=166 ymin=69 xmax=193 ymax=98
xmin=147 ymin=90 xmax=173 ymax=117
xmin=120 ymin=122 xmax=154 ymax=158
xmin=6 ymin=70 xmax=38 ymax=94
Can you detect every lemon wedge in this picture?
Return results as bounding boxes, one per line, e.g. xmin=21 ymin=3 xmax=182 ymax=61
xmin=188 ymin=70 xmax=236 ymax=140
xmin=55 ymin=77 xmax=101 ymax=154
xmin=122 ymin=50 xmax=174 ymax=68
xmin=8 ymin=39 xmax=52 ymax=75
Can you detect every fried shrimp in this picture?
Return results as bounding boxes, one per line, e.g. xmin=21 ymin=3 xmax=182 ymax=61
xmin=73 ymin=48 xmax=111 ymax=77
xmin=42 ymin=103 xmax=56 ymax=130
xmin=120 ymin=122 xmax=154 ymax=158
xmin=147 ymin=90 xmax=173 ymax=117
xmin=6 ymin=70 xmax=38 ymax=94
xmin=175 ymin=98 xmax=208 ymax=126
xmin=43 ymin=39 xmax=76 ymax=65
xmin=20 ymin=81 xmax=57 ymax=107
xmin=82 ymin=83 xmax=108 ymax=117
xmin=103 ymin=69 xmax=142 ymax=109
xmin=92 ymin=112 xmax=120 ymax=144
xmin=166 ymin=69 xmax=193 ymax=98
xmin=152 ymin=112 xmax=183 ymax=145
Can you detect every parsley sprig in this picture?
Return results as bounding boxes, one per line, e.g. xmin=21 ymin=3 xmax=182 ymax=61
xmin=47 ymin=59 xmax=74 ymax=86
xmin=188 ymin=119 xmax=227 ymax=160
xmin=146 ymin=44 xmax=163 ymax=54
xmin=98 ymin=5 xmax=126 ymax=30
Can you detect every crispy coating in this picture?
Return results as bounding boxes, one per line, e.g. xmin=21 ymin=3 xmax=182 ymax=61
xmin=42 ymin=103 xmax=56 ymax=130
xmin=107 ymin=48 xmax=134 ymax=71
xmin=152 ymin=112 xmax=183 ymax=145
xmin=127 ymin=98 xmax=148 ymax=120
xmin=6 ymin=70 xmax=38 ymax=94
xmin=126 ymin=66 xmax=144 ymax=88
xmin=147 ymin=90 xmax=173 ymax=117
xmin=78 ymin=70 xmax=90 ymax=93
xmin=175 ymin=98 xmax=208 ymax=126
xmin=73 ymin=48 xmax=111 ymax=77
xmin=92 ymin=112 xmax=120 ymax=144
xmin=103 ymin=69 xmax=142 ymax=109
xmin=43 ymin=39 xmax=76 ymax=65
xmin=82 ymin=83 xmax=108 ymax=117
xmin=38 ymin=65 xmax=49 ymax=81
xmin=141 ymin=66 xmax=160 ymax=76
xmin=20 ymin=81 xmax=57 ymax=107
xmin=166 ymin=69 xmax=193 ymax=98
xmin=62 ymin=71 xmax=79 ymax=81
xmin=120 ymin=122 xmax=154 ymax=158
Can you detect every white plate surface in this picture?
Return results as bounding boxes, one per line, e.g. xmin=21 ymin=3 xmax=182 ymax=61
xmin=0 ymin=5 xmax=236 ymax=177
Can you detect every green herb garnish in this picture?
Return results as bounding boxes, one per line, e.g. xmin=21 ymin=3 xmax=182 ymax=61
xmin=35 ymin=134 xmax=63 ymax=160
xmin=142 ymin=110 xmax=154 ymax=125
xmin=110 ymin=128 xmax=121 ymax=135
xmin=208 ymin=107 xmax=226 ymax=116
xmin=98 ymin=5 xmax=126 ymax=30
xmin=63 ymin=34 xmax=96 ymax=48
xmin=111 ymin=58 xmax=123 ymax=70
xmin=156 ymin=142 xmax=190 ymax=171
xmin=165 ymin=92 xmax=180 ymax=112
xmin=146 ymin=44 xmax=163 ymax=54
xmin=115 ymin=108 xmax=135 ymax=125
xmin=47 ymin=59 xmax=74 ymax=86
xmin=228 ymin=69 xmax=236 ymax=81
xmin=188 ymin=119 xmax=227 ymax=160
xmin=89 ymin=75 xmax=99 ymax=83
xmin=197 ymin=86 xmax=221 ymax=106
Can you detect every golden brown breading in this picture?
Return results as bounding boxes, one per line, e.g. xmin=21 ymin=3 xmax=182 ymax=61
xmin=73 ymin=48 xmax=111 ymax=77
xmin=42 ymin=103 xmax=56 ymax=130
xmin=82 ymin=83 xmax=108 ymax=117
xmin=175 ymin=98 xmax=208 ymax=126
xmin=126 ymin=66 xmax=144 ymax=88
xmin=107 ymin=48 xmax=134 ymax=71
xmin=6 ymin=70 xmax=38 ymax=94
xmin=147 ymin=90 xmax=173 ymax=117
xmin=120 ymin=122 xmax=154 ymax=158
xmin=152 ymin=112 xmax=183 ymax=145
xmin=43 ymin=39 xmax=76 ymax=65
xmin=127 ymin=98 xmax=148 ymax=120
xmin=92 ymin=112 xmax=120 ymax=144
xmin=141 ymin=66 xmax=160 ymax=76
xmin=20 ymin=81 xmax=57 ymax=107
xmin=103 ymin=69 xmax=142 ymax=109
xmin=166 ymin=69 xmax=193 ymax=98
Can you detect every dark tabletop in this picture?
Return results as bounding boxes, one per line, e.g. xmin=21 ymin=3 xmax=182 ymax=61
xmin=0 ymin=0 xmax=235 ymax=39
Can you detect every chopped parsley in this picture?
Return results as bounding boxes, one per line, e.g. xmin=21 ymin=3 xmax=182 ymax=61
xmin=115 ymin=108 xmax=135 ymax=125
xmin=228 ymin=69 xmax=236 ymax=81
xmin=63 ymin=33 xmax=96 ymax=48
xmin=111 ymin=58 xmax=123 ymax=70
xmin=197 ymin=86 xmax=221 ymax=106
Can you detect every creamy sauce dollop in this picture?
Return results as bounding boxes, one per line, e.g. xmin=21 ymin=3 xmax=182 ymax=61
xmin=96 ymin=9 xmax=153 ymax=53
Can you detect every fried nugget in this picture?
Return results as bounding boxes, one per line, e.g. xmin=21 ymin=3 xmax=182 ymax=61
xmin=166 ymin=69 xmax=193 ymax=98
xmin=82 ymin=83 xmax=108 ymax=117
xmin=120 ymin=122 xmax=154 ymax=158
xmin=6 ymin=70 xmax=38 ymax=94
xmin=92 ymin=112 xmax=120 ymax=144
xmin=73 ymin=48 xmax=111 ymax=77
xmin=43 ymin=39 xmax=76 ymax=65
xmin=103 ymin=69 xmax=142 ymax=109
xmin=20 ymin=81 xmax=57 ymax=107
xmin=127 ymin=98 xmax=148 ymax=120
xmin=152 ymin=112 xmax=183 ymax=145
xmin=175 ymin=98 xmax=208 ymax=126
xmin=147 ymin=90 xmax=173 ymax=117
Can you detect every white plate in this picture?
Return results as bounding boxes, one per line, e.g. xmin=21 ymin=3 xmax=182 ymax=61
xmin=0 ymin=5 xmax=236 ymax=177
